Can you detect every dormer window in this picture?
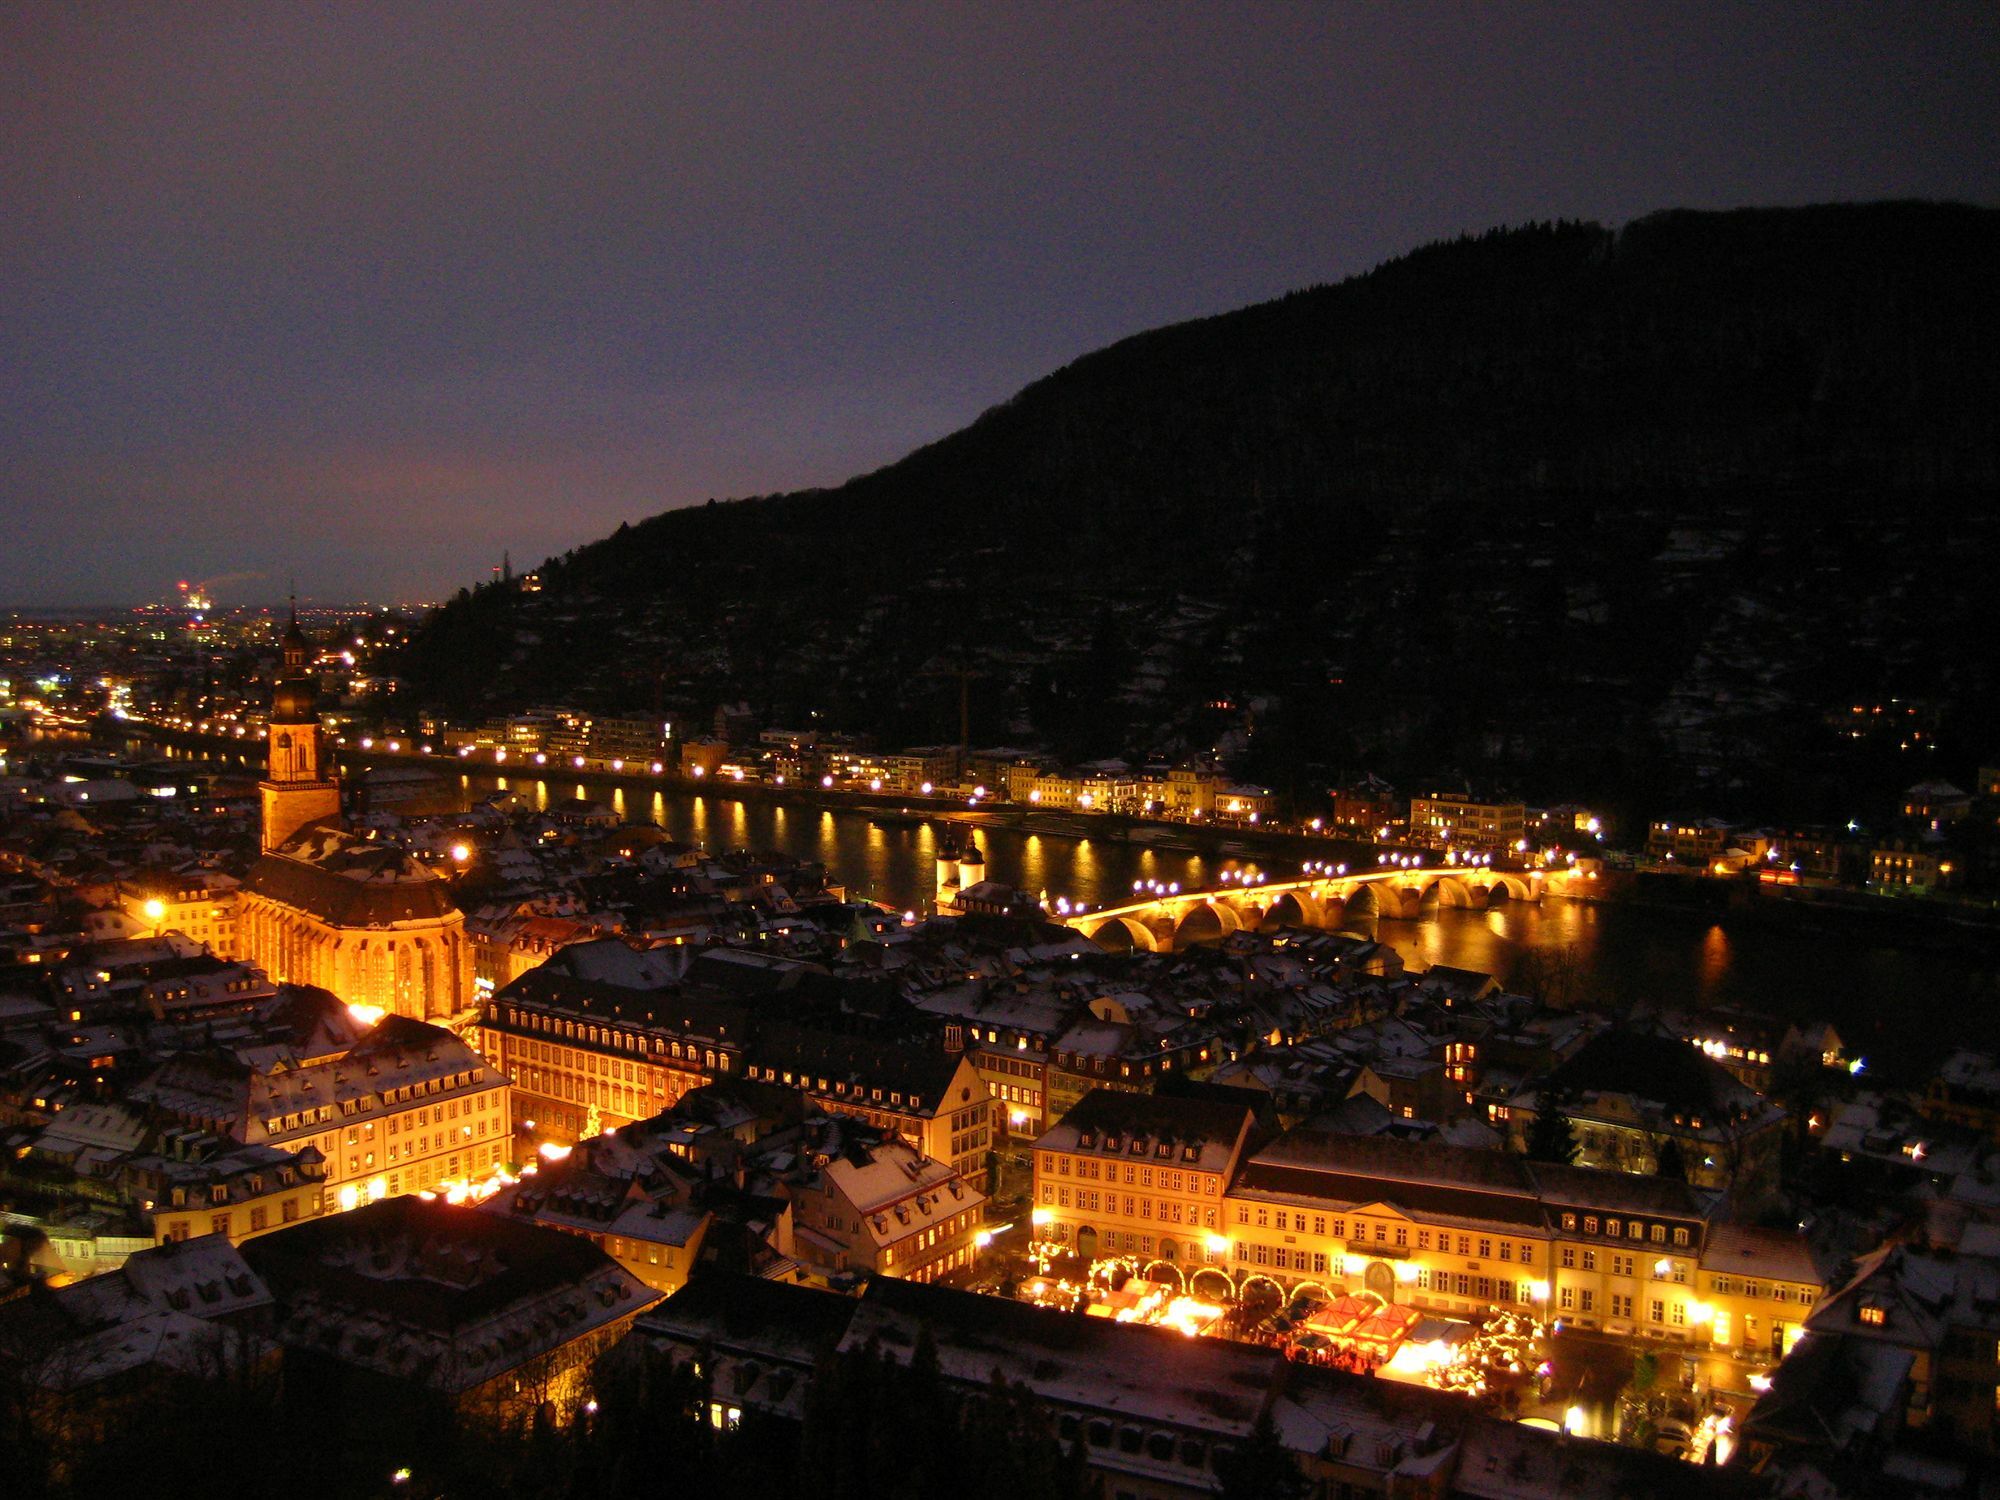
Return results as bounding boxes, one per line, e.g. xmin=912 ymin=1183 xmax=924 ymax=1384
xmin=1859 ymin=1303 xmax=1887 ymax=1327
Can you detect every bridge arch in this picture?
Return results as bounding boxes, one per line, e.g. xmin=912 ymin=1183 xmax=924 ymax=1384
xmin=1470 ymin=872 xmax=1535 ymax=903
xmin=1420 ymin=875 xmax=1481 ymax=911
xmin=1353 ymin=882 xmax=1419 ymax=921
xmin=1262 ymin=890 xmax=1322 ymax=930
xmin=1085 ymin=916 xmax=1161 ymax=953
xmin=1173 ymin=902 xmax=1229 ymax=947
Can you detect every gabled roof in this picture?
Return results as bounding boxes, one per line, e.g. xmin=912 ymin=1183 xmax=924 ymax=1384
xmin=245 ymin=828 xmax=458 ymax=927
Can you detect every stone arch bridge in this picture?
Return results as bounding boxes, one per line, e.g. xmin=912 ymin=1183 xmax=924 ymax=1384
xmin=1065 ymin=864 xmax=1575 ymax=953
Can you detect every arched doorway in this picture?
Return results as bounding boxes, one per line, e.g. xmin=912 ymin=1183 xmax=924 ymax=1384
xmin=1365 ymin=1261 xmax=1397 ymax=1303
xmin=1075 ymin=1225 xmax=1098 ymax=1260
xmin=1190 ymin=1267 xmax=1234 ymax=1302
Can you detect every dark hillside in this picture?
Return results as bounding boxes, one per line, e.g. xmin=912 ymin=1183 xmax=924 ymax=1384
xmin=398 ymin=202 xmax=2000 ymax=820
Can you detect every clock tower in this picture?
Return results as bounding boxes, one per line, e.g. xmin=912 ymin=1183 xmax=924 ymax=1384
xmin=259 ymin=605 xmax=343 ymax=851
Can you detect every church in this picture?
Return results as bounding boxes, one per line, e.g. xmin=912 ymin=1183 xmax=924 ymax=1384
xmin=235 ymin=610 xmax=474 ymax=1023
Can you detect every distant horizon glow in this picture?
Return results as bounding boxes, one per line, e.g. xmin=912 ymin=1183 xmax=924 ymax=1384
xmin=3 ymin=5 xmax=1997 ymax=605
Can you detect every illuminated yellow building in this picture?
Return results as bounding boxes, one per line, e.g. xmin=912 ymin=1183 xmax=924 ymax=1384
xmin=259 ymin=610 xmax=342 ymax=853
xmin=1030 ymin=1090 xmax=1256 ymax=1269
xmin=494 ymin=1125 xmax=715 ymax=1296
xmin=131 ymin=1014 xmax=510 ymax=1211
xmin=117 ymin=868 xmax=239 ymax=956
xmin=744 ymin=1027 xmax=994 ymax=1182
xmin=237 ymin=610 xmax=473 ymax=1022
xmin=1036 ymin=1101 xmax=1822 ymax=1351
xmin=480 ymin=968 xmax=746 ymax=1143
xmin=148 ymin=1143 xmax=328 ymax=1245
xmin=1695 ymin=1223 xmax=1820 ymax=1359
xmin=792 ymin=1134 xmax=987 ymax=1283
xmin=1409 ymin=793 xmax=1526 ymax=854
xmin=242 ymin=1196 xmax=657 ymax=1424
xmin=237 ymin=834 xmax=473 ymax=1021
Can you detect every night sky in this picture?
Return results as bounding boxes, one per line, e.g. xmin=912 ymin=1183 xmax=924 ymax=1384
xmin=5 ymin=5 xmax=1996 ymax=608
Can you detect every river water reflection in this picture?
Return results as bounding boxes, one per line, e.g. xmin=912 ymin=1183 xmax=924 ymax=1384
xmin=136 ymin=745 xmax=2000 ymax=1084
xmin=470 ymin=773 xmax=2000 ymax=1081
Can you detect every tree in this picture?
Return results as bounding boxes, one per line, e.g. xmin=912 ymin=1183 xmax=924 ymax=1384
xmin=1524 ymin=1089 xmax=1580 ymax=1164
xmin=1653 ymin=1136 xmax=1687 ymax=1181
xmin=1215 ymin=1410 xmax=1306 ymax=1500
xmin=1510 ymin=943 xmax=1587 ymax=1012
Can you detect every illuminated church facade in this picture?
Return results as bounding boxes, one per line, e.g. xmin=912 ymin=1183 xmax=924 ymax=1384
xmin=237 ymin=611 xmax=474 ymax=1023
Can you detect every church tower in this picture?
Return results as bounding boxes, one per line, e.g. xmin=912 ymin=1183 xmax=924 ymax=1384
xmin=259 ymin=604 xmax=343 ymax=851
xmin=935 ymin=826 xmax=961 ymax=913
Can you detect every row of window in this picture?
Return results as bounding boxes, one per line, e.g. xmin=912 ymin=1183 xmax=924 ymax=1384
xmin=747 ymin=1065 xmax=921 ymax=1110
xmin=1709 ymin=1276 xmax=1813 ymax=1303
xmin=1236 ymin=1243 xmax=1328 ymax=1273
xmin=266 ymin=1067 xmax=481 ymax=1137
xmin=1230 ymin=1208 xmax=1541 ymax=1266
xmin=1414 ymin=1270 xmax=1536 ymax=1304
xmin=499 ymin=1004 xmax=732 ymax=1068
xmin=882 ymin=1208 xmax=979 ymax=1265
xmin=1043 ymin=1154 xmax=1218 ymax=1194
xmin=1557 ymin=1210 xmax=1692 ymax=1247
xmin=164 ymin=1192 xmax=308 ymax=1241
xmin=1044 ymin=1185 xmax=1220 ymax=1228
xmin=1043 ymin=1224 xmax=1224 ymax=1262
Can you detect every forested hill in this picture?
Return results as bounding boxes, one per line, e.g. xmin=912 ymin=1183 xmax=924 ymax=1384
xmin=399 ymin=202 xmax=2000 ymax=821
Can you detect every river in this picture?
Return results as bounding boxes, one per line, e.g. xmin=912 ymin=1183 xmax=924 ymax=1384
xmin=124 ymin=741 xmax=2000 ymax=1083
